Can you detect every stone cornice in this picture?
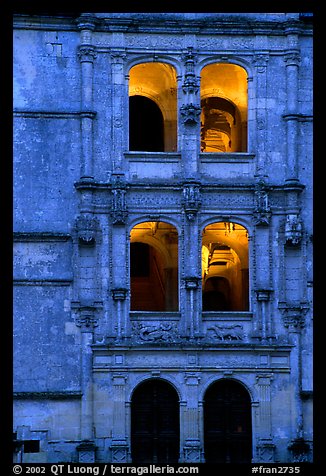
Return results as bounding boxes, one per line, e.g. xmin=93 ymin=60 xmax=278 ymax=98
xmin=13 ymin=14 xmax=313 ymax=36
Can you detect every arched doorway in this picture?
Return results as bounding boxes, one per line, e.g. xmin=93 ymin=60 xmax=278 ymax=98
xmin=131 ymin=379 xmax=180 ymax=464
xmin=204 ymin=379 xmax=252 ymax=463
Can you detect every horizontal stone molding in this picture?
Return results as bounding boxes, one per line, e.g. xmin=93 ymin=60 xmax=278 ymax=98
xmin=13 ymin=110 xmax=97 ymax=119
xmin=202 ymin=311 xmax=253 ymax=320
xmin=14 ymin=278 xmax=73 ymax=286
xmin=13 ymin=232 xmax=71 ymax=242
xmin=13 ymin=391 xmax=82 ymax=400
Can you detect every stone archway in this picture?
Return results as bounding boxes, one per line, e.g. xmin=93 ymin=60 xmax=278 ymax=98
xmin=131 ymin=379 xmax=180 ymax=464
xmin=204 ymin=379 xmax=252 ymax=463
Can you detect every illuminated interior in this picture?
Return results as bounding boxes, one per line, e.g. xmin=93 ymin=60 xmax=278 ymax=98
xmin=200 ymin=63 xmax=248 ymax=152
xmin=202 ymin=222 xmax=249 ymax=311
xmin=129 ymin=63 xmax=178 ymax=152
xmin=130 ymin=222 xmax=179 ymax=311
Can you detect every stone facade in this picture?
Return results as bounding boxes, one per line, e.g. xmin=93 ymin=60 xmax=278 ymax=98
xmin=13 ymin=13 xmax=313 ymax=463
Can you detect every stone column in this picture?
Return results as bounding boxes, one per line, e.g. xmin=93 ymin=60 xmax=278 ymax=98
xmin=181 ymin=182 xmax=202 ymax=339
xmin=109 ymin=49 xmax=127 ymax=172
xmin=180 ymin=47 xmax=201 ymax=180
xmin=77 ymin=14 xmax=97 ymax=180
xmin=110 ymin=374 xmax=129 ymax=462
xmin=182 ymin=373 xmax=202 ymax=462
xmin=252 ymin=181 xmax=273 ymax=341
xmin=253 ymin=52 xmax=269 ymax=178
xmin=283 ymin=27 xmax=301 ymax=183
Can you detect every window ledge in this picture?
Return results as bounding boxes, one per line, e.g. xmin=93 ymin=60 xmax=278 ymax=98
xmin=125 ymin=151 xmax=181 ymax=162
xmin=200 ymin=152 xmax=255 ymax=162
xmin=130 ymin=311 xmax=181 ymax=320
xmin=202 ymin=311 xmax=253 ymax=320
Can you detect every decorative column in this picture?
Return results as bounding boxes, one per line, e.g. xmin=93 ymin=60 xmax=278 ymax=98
xmin=110 ymin=374 xmax=130 ymax=462
xmin=74 ymin=304 xmax=101 ymax=462
xmin=109 ymin=49 xmax=127 ymax=172
xmin=283 ymin=26 xmax=301 ymax=183
xmin=181 ymin=181 xmax=202 ymax=339
xmin=255 ymin=374 xmax=276 ymax=462
xmin=252 ymin=180 xmax=273 ymax=341
xmin=253 ymin=52 xmax=269 ymax=178
xmin=110 ymin=173 xmax=129 ymax=340
xmin=254 ymin=290 xmax=273 ymax=342
xmin=77 ymin=14 xmax=97 ymax=180
xmin=183 ymin=373 xmax=202 ymax=462
xmin=180 ymin=47 xmax=201 ymax=180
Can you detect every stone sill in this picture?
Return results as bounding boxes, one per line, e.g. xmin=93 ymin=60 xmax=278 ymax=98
xmin=130 ymin=311 xmax=181 ymax=320
xmin=125 ymin=152 xmax=181 ymax=162
xmin=203 ymin=311 xmax=253 ymax=320
xmin=200 ymin=152 xmax=255 ymax=162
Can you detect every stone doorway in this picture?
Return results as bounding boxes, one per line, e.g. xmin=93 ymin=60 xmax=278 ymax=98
xmin=204 ymin=379 xmax=252 ymax=463
xmin=131 ymin=379 xmax=180 ymax=464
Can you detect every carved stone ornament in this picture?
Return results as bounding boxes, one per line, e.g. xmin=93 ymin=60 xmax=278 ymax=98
xmin=206 ymin=324 xmax=244 ymax=341
xmin=253 ymin=180 xmax=271 ymax=226
xmin=180 ymin=103 xmax=201 ymax=125
xmin=76 ymin=440 xmax=97 ymax=463
xmin=182 ymin=183 xmax=201 ymax=220
xmin=132 ymin=322 xmax=178 ymax=343
xmin=72 ymin=301 xmax=102 ymax=331
xmin=279 ymin=303 xmax=308 ymax=330
xmin=111 ymin=174 xmax=128 ymax=225
xmin=285 ymin=214 xmax=302 ymax=246
xmin=182 ymin=47 xmax=199 ymax=95
xmin=75 ymin=215 xmax=99 ymax=244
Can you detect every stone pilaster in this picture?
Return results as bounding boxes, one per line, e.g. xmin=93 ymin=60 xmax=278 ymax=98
xmin=77 ymin=14 xmax=97 ymax=180
xmin=182 ymin=373 xmax=202 ymax=462
xmin=180 ymin=47 xmax=201 ymax=180
xmin=110 ymin=374 xmax=129 ymax=462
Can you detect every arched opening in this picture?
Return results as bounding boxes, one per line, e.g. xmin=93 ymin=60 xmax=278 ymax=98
xmin=202 ymin=222 xmax=249 ymax=311
xmin=201 ymin=63 xmax=248 ymax=152
xmin=130 ymin=221 xmax=179 ymax=311
xmin=129 ymin=96 xmax=164 ymax=152
xmin=204 ymin=379 xmax=252 ymax=463
xmin=131 ymin=379 xmax=180 ymax=464
xmin=129 ymin=62 xmax=178 ymax=152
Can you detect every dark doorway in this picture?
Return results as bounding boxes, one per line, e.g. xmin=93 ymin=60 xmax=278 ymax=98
xmin=204 ymin=379 xmax=252 ymax=463
xmin=203 ymin=276 xmax=231 ymax=311
xmin=131 ymin=379 xmax=180 ymax=464
xmin=129 ymin=95 xmax=164 ymax=152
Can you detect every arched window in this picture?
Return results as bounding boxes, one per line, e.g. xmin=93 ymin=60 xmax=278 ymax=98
xmin=201 ymin=63 xmax=248 ymax=152
xmin=129 ymin=62 xmax=178 ymax=152
xmin=202 ymin=222 xmax=249 ymax=311
xmin=130 ymin=221 xmax=179 ymax=311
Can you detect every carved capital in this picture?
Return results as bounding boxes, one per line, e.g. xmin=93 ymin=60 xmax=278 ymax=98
xmin=184 ymin=276 xmax=201 ymax=290
xmin=255 ymin=289 xmax=273 ymax=301
xmin=77 ymin=45 xmax=97 ymax=63
xmin=72 ymin=302 xmax=102 ymax=332
xmin=284 ymin=49 xmax=301 ymax=66
xmin=112 ymin=288 xmax=128 ymax=301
